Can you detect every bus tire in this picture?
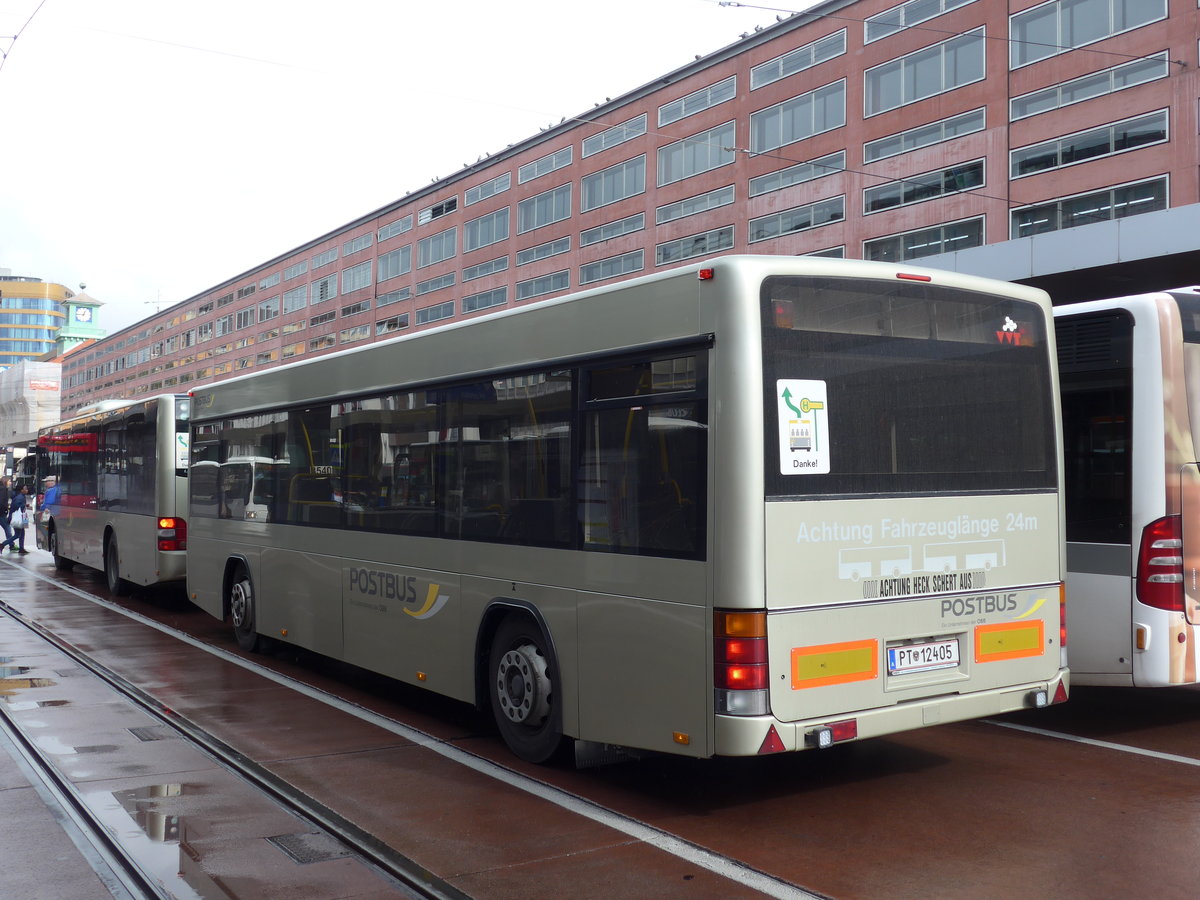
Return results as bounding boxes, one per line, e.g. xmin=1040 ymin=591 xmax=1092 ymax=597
xmin=229 ymin=564 xmax=261 ymax=653
xmin=104 ymin=537 xmax=131 ymax=596
xmin=49 ymin=529 xmax=73 ymax=571
xmin=488 ymin=615 xmax=566 ymax=764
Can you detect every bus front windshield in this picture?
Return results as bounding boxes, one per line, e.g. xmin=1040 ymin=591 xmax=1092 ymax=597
xmin=762 ymin=276 xmax=1056 ymax=497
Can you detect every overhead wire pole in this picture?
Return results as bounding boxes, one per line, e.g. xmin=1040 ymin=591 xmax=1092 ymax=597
xmin=0 ymin=0 xmax=51 ymax=78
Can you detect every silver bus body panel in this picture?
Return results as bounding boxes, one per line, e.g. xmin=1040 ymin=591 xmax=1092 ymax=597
xmin=1056 ymin=293 xmax=1200 ymax=686
xmin=187 ymin=256 xmax=1067 ymax=757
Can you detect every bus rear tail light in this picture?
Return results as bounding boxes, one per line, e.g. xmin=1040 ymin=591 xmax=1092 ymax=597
xmin=805 ymin=719 xmax=858 ymax=749
xmin=714 ymin=609 xmax=769 ymax=716
xmin=1136 ymin=516 xmax=1183 ymax=612
xmin=158 ymin=517 xmax=187 ymax=551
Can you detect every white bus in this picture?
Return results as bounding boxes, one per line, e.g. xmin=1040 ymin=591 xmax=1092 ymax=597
xmin=186 ymin=256 xmax=1068 ymax=763
xmin=36 ymin=395 xmax=191 ymax=595
xmin=1055 ymin=287 xmax=1200 ymax=686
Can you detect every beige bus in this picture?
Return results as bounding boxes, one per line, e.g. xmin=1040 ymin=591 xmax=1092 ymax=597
xmin=186 ymin=256 xmax=1068 ymax=763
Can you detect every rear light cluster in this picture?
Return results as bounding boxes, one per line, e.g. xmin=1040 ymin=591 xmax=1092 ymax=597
xmin=1136 ymin=515 xmax=1183 ymax=612
xmin=158 ymin=517 xmax=187 ymax=552
xmin=714 ymin=609 xmax=769 ymax=716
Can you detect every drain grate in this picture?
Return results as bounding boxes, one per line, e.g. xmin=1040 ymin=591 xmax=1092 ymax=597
xmin=129 ymin=725 xmax=179 ymax=742
xmin=267 ymin=831 xmax=353 ymax=865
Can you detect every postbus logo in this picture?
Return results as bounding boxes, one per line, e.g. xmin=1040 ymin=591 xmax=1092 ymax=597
xmin=996 ymin=317 xmax=1025 ymax=345
xmin=347 ymin=567 xmax=450 ymax=620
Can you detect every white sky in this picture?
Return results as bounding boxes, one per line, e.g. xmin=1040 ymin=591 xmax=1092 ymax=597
xmin=0 ymin=0 xmax=786 ymax=334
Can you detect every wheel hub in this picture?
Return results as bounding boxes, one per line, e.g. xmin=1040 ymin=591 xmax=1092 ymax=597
xmin=231 ymin=583 xmax=250 ymax=629
xmin=496 ymin=643 xmax=550 ymax=725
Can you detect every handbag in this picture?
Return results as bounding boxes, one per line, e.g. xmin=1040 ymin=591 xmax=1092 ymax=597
xmin=10 ymin=508 xmax=28 ymax=530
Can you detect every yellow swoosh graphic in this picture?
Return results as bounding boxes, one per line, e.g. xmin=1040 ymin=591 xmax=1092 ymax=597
xmin=1015 ymin=597 xmax=1047 ymax=619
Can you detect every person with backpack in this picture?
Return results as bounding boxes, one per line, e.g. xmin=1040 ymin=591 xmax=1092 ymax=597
xmin=7 ymin=485 xmax=30 ymax=554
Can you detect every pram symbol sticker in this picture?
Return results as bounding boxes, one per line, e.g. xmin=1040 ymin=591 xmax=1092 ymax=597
xmin=777 ymin=379 xmax=829 ymax=474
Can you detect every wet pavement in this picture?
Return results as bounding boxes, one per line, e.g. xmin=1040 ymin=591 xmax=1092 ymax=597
xmin=4 ymin=550 xmax=1200 ymax=899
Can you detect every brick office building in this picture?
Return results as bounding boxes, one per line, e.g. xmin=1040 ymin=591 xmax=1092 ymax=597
xmin=60 ymin=0 xmax=1200 ymax=413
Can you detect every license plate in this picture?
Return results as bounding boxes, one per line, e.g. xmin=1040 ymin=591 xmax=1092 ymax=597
xmin=888 ymin=639 xmax=959 ymax=675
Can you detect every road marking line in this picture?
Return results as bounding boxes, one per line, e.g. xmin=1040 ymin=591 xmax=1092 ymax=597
xmin=5 ymin=567 xmax=820 ymax=900
xmin=986 ymin=719 xmax=1200 ymax=767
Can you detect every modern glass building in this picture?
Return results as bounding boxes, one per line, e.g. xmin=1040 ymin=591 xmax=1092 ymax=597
xmin=0 ymin=273 xmax=71 ymax=369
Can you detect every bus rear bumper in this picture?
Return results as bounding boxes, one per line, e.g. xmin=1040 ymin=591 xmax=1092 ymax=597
xmin=713 ymin=668 xmax=1070 ymax=756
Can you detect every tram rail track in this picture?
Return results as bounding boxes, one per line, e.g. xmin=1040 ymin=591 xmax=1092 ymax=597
xmin=0 ymin=592 xmax=465 ymax=900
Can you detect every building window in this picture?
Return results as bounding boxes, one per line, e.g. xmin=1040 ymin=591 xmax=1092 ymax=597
xmin=256 ymin=349 xmax=280 ymax=364
xmin=751 ymin=30 xmax=846 ymax=89
xmin=310 ymin=335 xmax=335 ymax=351
xmin=864 ymin=160 xmax=984 ymax=213
xmin=749 ymin=197 xmax=845 ymax=242
xmin=378 ymin=215 xmax=413 ymax=241
xmin=258 ymin=295 xmax=281 ymax=322
xmin=1010 ymin=0 xmax=1166 ymax=69
xmin=518 ymin=147 xmax=573 ymax=184
xmin=416 ymin=301 xmax=455 ymax=325
xmin=581 ymin=155 xmax=646 ymax=212
xmin=865 ymin=0 xmax=975 ymax=43
xmin=658 ymin=121 xmax=736 ymax=187
xmin=1010 ymin=176 xmax=1167 ymax=238
xmin=580 ymin=250 xmax=643 ymax=285
xmin=343 ymin=233 xmax=373 ymax=255
xmin=748 ymin=151 xmax=845 ymax=198
xmin=377 ymin=246 xmax=412 ymax=282
xmin=417 ymin=227 xmax=457 ymax=267
xmin=341 ymin=260 xmax=373 ymax=293
xmin=863 ymin=217 xmax=984 ymax=261
xmin=237 ymin=284 xmax=256 ymax=299
xmin=418 ymin=197 xmax=457 ymax=225
xmin=339 ymin=325 xmax=370 ymax=344
xmin=283 ymin=285 xmax=308 ymax=314
xmin=865 ymin=28 xmax=985 ymax=117
xmin=864 ymin=109 xmax=985 ymax=163
xmin=517 ymin=236 xmax=571 ymax=266
xmin=377 ymin=287 xmax=412 ymax=307
xmin=462 ymin=287 xmax=508 ymax=313
xmin=515 ymin=270 xmax=569 ymax=301
xmin=465 ymin=172 xmax=512 ymax=206
xmin=283 ymin=261 xmax=308 ymax=280
xmin=341 ymin=299 xmax=371 ymax=317
xmin=1011 ymin=54 xmax=1169 ymax=120
xmin=312 ymin=247 xmax=338 ymax=268
xmin=416 ymin=272 xmax=456 ymax=296
xmin=312 ymin=273 xmax=338 ymax=304
xmin=658 ymin=76 xmax=736 ymax=127
xmin=1010 ymin=110 xmax=1167 ymax=178
xmin=807 ymin=246 xmax=846 ymax=258
xmin=311 ymin=311 xmax=336 ymax=327
xmin=518 ymin=183 xmax=572 ymax=233
xmin=376 ymin=314 xmax=410 ymax=336
xmin=656 ymin=186 xmax=734 ymax=225
xmin=582 ymin=114 xmax=647 ymax=158
xmin=282 ymin=342 xmax=305 ymax=359
xmin=580 ymin=213 xmax=645 ymax=246
xmin=750 ymin=81 xmax=846 ymax=154
xmin=656 ymin=226 xmax=734 ymax=266
xmin=464 ymin=208 xmax=510 ymax=252
xmin=463 ymin=256 xmax=509 ymax=281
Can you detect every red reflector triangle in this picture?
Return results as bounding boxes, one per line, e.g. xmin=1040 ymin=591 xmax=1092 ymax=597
xmin=757 ymin=725 xmax=786 ymax=755
xmin=1052 ymin=682 xmax=1069 ymax=705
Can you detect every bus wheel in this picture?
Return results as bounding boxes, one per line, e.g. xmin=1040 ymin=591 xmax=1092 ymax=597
xmin=49 ymin=530 xmax=73 ymax=571
xmin=229 ymin=565 xmax=261 ymax=653
xmin=488 ymin=616 xmax=566 ymax=764
xmin=104 ymin=538 xmax=131 ymax=596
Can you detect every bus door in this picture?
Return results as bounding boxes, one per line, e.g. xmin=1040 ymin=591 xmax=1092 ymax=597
xmin=1180 ymin=462 xmax=1200 ymax=627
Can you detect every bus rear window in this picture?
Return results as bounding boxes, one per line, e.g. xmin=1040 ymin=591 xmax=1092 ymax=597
xmin=762 ymin=276 xmax=1056 ymax=497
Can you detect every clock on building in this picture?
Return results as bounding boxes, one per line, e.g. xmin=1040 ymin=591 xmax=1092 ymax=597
xmin=74 ymin=306 xmax=93 ymax=323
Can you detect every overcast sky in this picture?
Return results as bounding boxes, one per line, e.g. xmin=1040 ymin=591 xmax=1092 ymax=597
xmin=0 ymin=0 xmax=786 ymax=334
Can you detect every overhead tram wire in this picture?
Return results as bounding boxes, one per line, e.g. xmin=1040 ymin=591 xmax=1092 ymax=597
xmin=0 ymin=0 xmax=50 ymax=78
